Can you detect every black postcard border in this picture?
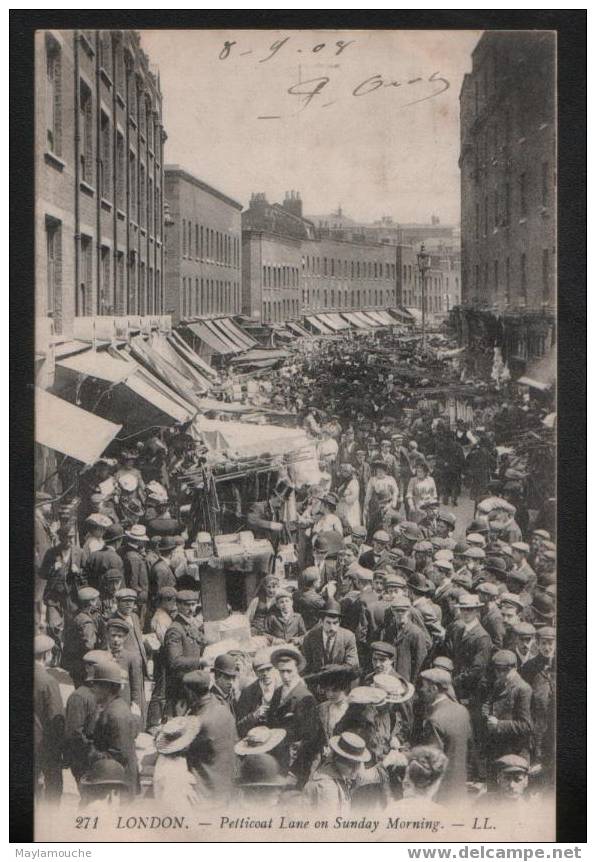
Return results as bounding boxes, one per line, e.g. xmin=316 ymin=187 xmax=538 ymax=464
xmin=10 ymin=8 xmax=586 ymax=845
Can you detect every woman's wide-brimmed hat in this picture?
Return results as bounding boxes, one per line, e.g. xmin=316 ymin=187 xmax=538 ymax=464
xmin=155 ymin=716 xmax=200 ymax=755
xmin=329 ymin=731 xmax=372 ymax=763
xmin=234 ymin=726 xmax=286 ymax=756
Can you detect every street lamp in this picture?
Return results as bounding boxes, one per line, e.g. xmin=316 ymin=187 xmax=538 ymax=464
xmin=417 ymin=243 xmax=430 ymax=344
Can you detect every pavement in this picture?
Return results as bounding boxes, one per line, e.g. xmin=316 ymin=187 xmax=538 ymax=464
xmin=440 ymin=491 xmax=476 ymax=540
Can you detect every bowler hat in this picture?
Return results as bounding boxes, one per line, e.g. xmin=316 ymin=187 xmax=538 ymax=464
xmin=408 ymin=572 xmax=431 ymax=595
xmin=453 ymin=542 xmax=469 ymax=556
xmin=400 ymin=523 xmax=423 ymax=542
xmin=80 ymin=759 xmax=128 ymax=788
xmin=507 ymin=569 xmax=529 ymax=584
xmin=320 ymin=599 xmax=342 ymax=618
xmin=237 ymin=753 xmax=289 ymax=787
xmin=92 ymin=660 xmax=124 ymax=685
xmin=467 ymin=518 xmax=490 ymax=535
xmin=396 ymin=559 xmax=415 ymax=576
xmin=105 ymin=524 xmax=124 ymax=543
xmin=157 ymin=536 xmax=177 ymax=552
xmin=485 ymin=557 xmax=507 ymax=576
xmin=234 ymin=727 xmax=286 ymax=756
xmin=329 ymin=732 xmax=371 ymax=763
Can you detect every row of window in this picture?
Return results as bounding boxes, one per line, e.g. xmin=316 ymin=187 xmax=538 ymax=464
xmin=302 ymin=287 xmax=395 ymax=310
xmin=473 ymin=164 xmax=552 ymax=238
xmin=262 ymin=298 xmax=300 ymax=323
xmin=302 ymin=255 xmax=396 ymax=280
xmin=470 ymin=249 xmax=552 ymax=305
xmin=45 ymin=215 xmax=162 ymax=330
xmin=402 ymin=291 xmax=451 ymax=313
xmin=46 ymin=35 xmax=163 ymax=236
xmin=182 ymin=220 xmax=239 ymax=268
xmin=181 ymin=276 xmax=240 ymax=319
xmin=262 ymin=265 xmax=299 ymax=289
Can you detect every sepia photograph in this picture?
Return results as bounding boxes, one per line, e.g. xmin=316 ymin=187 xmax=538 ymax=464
xmin=19 ymin=17 xmax=578 ymax=843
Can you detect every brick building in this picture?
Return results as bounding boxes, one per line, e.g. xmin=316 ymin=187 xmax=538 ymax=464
xmin=36 ymin=30 xmax=166 ymax=346
xmin=242 ymin=192 xmax=398 ymax=323
xmin=456 ymin=31 xmax=556 ymax=374
xmin=164 ymin=166 xmax=242 ymax=324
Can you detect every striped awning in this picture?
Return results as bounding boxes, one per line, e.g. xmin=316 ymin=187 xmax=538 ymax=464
xmin=304 ymin=316 xmax=334 ymax=334
xmin=186 ymin=321 xmax=238 ymax=354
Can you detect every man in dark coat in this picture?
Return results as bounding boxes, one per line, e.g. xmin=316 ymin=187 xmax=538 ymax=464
xmin=105 ymin=617 xmax=144 ymax=719
xmin=301 ymin=600 xmax=360 ymax=676
xmin=34 ymin=635 xmax=65 ymax=802
xmin=163 ymin=590 xmax=204 ymax=714
xmin=477 ymin=582 xmax=506 ymax=649
xmin=87 ymin=658 xmax=139 ymax=798
xmin=110 ymin=589 xmax=148 ymax=678
xmin=418 ymin=667 xmax=473 ymax=802
xmin=520 ymin=626 xmax=555 ymax=781
xmin=267 ymin=646 xmax=319 ymax=786
xmin=84 ymin=525 xmax=124 ymax=592
xmin=183 ymin=670 xmax=238 ymax=801
xmin=39 ymin=525 xmax=84 ymax=655
xmin=148 ymin=537 xmax=178 ymax=616
xmin=236 ymin=649 xmax=281 ymax=737
xmin=293 ymin=567 xmax=326 ymax=630
xmin=447 ymin=593 xmax=493 ymax=703
xmin=434 ymin=434 xmax=465 ymax=506
xmin=120 ymin=525 xmax=150 ymax=630
xmin=482 ymin=650 xmax=534 ymax=786
xmin=64 ymin=650 xmax=102 ymax=785
xmin=62 ymin=587 xmax=105 ymax=687
xmin=380 ymin=595 xmax=428 ymax=682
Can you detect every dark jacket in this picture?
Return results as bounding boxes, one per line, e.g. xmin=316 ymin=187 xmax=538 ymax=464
xmin=380 ymin=617 xmax=429 ymax=682
xmin=64 ymin=683 xmax=97 ymax=781
xmin=293 ymin=588 xmax=326 ymax=630
xmin=34 ymin=664 xmax=65 ymax=770
xmin=39 ymin=545 xmax=84 ymax=610
xmin=521 ymin=654 xmax=555 ymax=765
xmin=481 ymin=606 xmax=506 ymax=649
xmin=163 ymin=613 xmax=205 ymax=708
xmin=447 ymin=620 xmax=493 ymax=701
xmin=236 ymin=679 xmax=280 ymax=737
xmin=484 ymin=670 xmax=533 ymax=762
xmin=268 ymin=679 xmax=319 ymax=784
xmin=84 ymin=546 xmax=124 ymax=592
xmin=301 ymin=624 xmax=360 ymax=676
xmin=89 ymin=694 xmax=139 ymax=795
xmin=186 ymin=693 xmax=238 ymax=801
xmin=110 ymin=647 xmax=144 ymax=716
xmin=265 ymin=610 xmax=306 ymax=643
xmin=62 ymin=609 xmax=105 ymax=685
xmin=420 ymin=696 xmax=473 ymax=802
xmin=110 ymin=611 xmax=148 ymax=677
xmin=149 ymin=558 xmax=176 ymax=612
xmin=121 ymin=548 xmax=149 ymax=607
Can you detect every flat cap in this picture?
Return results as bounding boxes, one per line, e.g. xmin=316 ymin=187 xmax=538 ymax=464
xmin=384 ymin=573 xmax=408 ymax=588
xmin=420 ymin=667 xmax=453 ymax=689
xmin=92 ymin=660 xmax=124 ymax=685
xmin=370 ymin=641 xmax=396 ymax=659
xmin=513 ymin=622 xmax=536 ymax=637
xmin=485 ymin=556 xmax=507 ymax=574
xmin=507 ymin=569 xmax=529 ymax=584
xmin=372 ymin=530 xmax=391 ymax=544
xmin=452 ymin=571 xmax=473 ymax=589
xmin=499 ymin=592 xmax=525 ymax=611
xmin=433 ymin=656 xmax=454 ymax=672
xmin=467 ymin=518 xmax=490 ymax=534
xmin=511 ymin=542 xmax=530 ymax=554
xmin=34 ymin=634 xmax=55 ymax=655
xmin=466 ymin=532 xmax=487 ymax=548
xmin=252 ymin=649 xmax=274 ymax=671
xmin=413 ymin=541 xmax=433 ymax=553
xmin=106 ymin=617 xmax=130 ymax=633
xmin=351 ymin=525 xmax=367 ymax=538
xmin=532 ymin=529 xmax=551 ymax=540
xmin=492 ymin=649 xmax=517 ymax=667
xmin=437 ymin=512 xmax=457 ymax=529
xmin=104 ymin=568 xmax=123 ymax=582
xmin=400 ymin=523 xmax=423 ymax=541
xmin=536 ymin=625 xmax=556 ymax=639
xmin=542 ymin=550 xmax=557 ymax=561
xmin=158 ymin=586 xmax=178 ymax=600
xmin=434 ymin=549 xmax=454 ymax=562
xmin=464 ymin=547 xmax=486 ymax=560
xmin=83 ymin=650 xmax=107 ymax=664
xmin=495 ymin=754 xmax=529 ymax=774
xmin=348 ymin=564 xmax=373 ymax=581
xmin=78 ymin=587 xmax=100 ymax=602
xmin=453 ymin=542 xmax=469 ymax=555
xmin=434 ymin=559 xmax=454 ymax=573
xmin=115 ymin=588 xmax=137 ymax=600
xmin=301 ymin=566 xmax=321 ymax=584
xmin=389 ymin=594 xmax=411 ymax=609
xmin=475 ymin=581 xmax=500 ymax=598
xmin=177 ymin=590 xmax=199 ymax=602
xmin=457 ymin=592 xmax=483 ymax=609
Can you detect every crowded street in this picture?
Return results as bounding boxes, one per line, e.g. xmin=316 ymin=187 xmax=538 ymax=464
xmin=34 ymin=321 xmax=557 ymax=825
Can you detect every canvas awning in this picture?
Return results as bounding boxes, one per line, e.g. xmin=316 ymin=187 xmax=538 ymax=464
xmin=209 ymin=318 xmax=247 ymax=351
xmin=215 ymin=317 xmax=257 ymax=349
xmin=305 ymin=316 xmax=333 ymax=334
xmin=516 ymin=376 xmax=552 ymax=392
xmin=387 ymin=307 xmax=415 ymax=323
xmin=128 ymin=337 xmax=204 ymax=406
xmin=406 ymin=307 xmax=424 ymax=325
xmin=324 ymin=313 xmax=351 ymax=330
xmin=35 ymin=388 xmax=122 ymax=464
xmin=315 ymin=314 xmax=343 ymax=332
xmin=149 ymin=333 xmax=212 ymax=392
xmin=168 ymin=331 xmax=219 ymax=380
xmin=186 ymin=321 xmax=237 ymax=355
xmin=286 ymin=321 xmax=312 ymax=338
xmin=57 ymin=349 xmax=134 ymax=384
xmin=340 ymin=312 xmax=368 ymax=329
xmin=375 ymin=310 xmax=397 ymax=326
xmin=365 ymin=310 xmax=389 ymax=326
xmin=358 ymin=311 xmax=382 ymax=327
xmin=230 ymin=348 xmax=289 ymax=366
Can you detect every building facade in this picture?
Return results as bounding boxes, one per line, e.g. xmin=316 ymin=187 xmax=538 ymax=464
xmin=164 ymin=166 xmax=242 ymax=324
xmin=242 ymin=192 xmax=398 ymax=323
xmin=457 ymin=31 xmax=556 ymax=373
xmin=36 ymin=29 xmax=166 ymax=346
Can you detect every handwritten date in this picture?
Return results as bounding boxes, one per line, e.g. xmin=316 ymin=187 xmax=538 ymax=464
xmin=219 ymin=37 xmax=355 ymax=62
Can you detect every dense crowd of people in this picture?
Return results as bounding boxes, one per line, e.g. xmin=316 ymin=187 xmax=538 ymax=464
xmin=34 ymin=332 xmax=556 ymax=819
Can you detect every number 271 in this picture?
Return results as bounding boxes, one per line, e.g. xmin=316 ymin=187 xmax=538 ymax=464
xmin=75 ymin=816 xmax=98 ymax=829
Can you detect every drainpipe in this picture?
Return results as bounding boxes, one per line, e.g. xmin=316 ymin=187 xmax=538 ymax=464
xmin=74 ymin=31 xmax=81 ymax=321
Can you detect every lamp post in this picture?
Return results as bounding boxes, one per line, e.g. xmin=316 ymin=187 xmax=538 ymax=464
xmin=417 ymin=243 xmax=430 ymax=344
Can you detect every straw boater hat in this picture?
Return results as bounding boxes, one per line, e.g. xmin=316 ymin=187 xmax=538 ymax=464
xmin=329 ymin=732 xmax=371 ymax=763
xmin=234 ymin=726 xmax=286 ymax=756
xmin=348 ymin=686 xmax=386 ymax=706
xmin=125 ymin=524 xmax=150 ymax=543
xmin=155 ymin=717 xmax=201 ymax=755
xmin=372 ymin=672 xmax=415 ymax=704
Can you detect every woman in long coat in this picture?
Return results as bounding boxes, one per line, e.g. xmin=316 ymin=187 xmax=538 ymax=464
xmin=336 ymin=463 xmax=361 ymax=531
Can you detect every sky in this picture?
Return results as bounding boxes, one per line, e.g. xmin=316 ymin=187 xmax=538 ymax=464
xmin=140 ymin=28 xmax=481 ymax=225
